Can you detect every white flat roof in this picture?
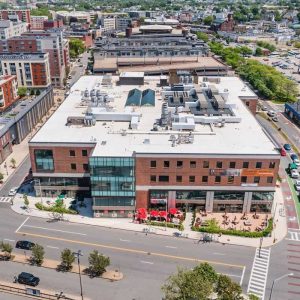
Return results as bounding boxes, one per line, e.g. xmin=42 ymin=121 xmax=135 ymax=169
xmin=30 ymin=76 xmax=279 ymax=157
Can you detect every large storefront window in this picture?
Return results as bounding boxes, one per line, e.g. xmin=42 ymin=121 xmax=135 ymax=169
xmin=34 ymin=149 xmax=54 ymax=171
xmin=94 ymin=197 xmax=135 ymax=207
xmin=149 ymin=190 xmax=168 ymax=209
xmin=176 ymin=191 xmax=206 ymax=200
xmin=250 ymin=203 xmax=272 ymax=213
xmin=38 ymin=177 xmax=90 ymax=187
xmin=213 ymin=203 xmax=243 ymax=213
xmin=214 ymin=191 xmax=245 ymax=201
xmin=252 ymin=192 xmax=274 ymax=201
xmin=89 ymin=157 xmax=135 ymax=198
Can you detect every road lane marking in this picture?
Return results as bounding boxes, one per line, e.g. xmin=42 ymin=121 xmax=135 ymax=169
xmin=16 ymin=231 xmax=245 ymax=269
xmin=46 ymin=245 xmax=59 ymax=249
xmin=15 ymin=217 xmax=29 ymax=233
xmin=120 ymin=239 xmax=131 ymax=242
xmin=141 ymin=260 xmax=154 ymax=265
xmin=22 ymin=225 xmax=87 ymax=236
xmin=4 ymin=239 xmax=15 ymax=242
xmin=165 ymin=246 xmax=177 ymax=249
xmin=213 ymin=252 xmax=225 ymax=256
xmin=240 ymin=266 xmax=246 ymax=286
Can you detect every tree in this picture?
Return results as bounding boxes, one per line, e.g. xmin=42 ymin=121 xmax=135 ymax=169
xmin=0 ymin=172 xmax=3 ymax=183
xmin=196 ymin=31 xmax=209 ymax=42
xmin=36 ymin=89 xmax=41 ymax=96
xmin=248 ymin=294 xmax=260 ymax=300
xmin=88 ymin=250 xmax=110 ymax=276
xmin=69 ymin=38 xmax=85 ymax=59
xmin=10 ymin=158 xmax=16 ymax=168
xmin=17 ymin=87 xmax=27 ymax=98
xmin=60 ymin=248 xmax=75 ymax=271
xmin=1 ymin=242 xmax=13 ymax=257
xmin=30 ymin=244 xmax=45 ymax=266
xmin=203 ymin=15 xmax=214 ymax=26
xmin=216 ymin=274 xmax=243 ymax=300
xmin=294 ymin=41 xmax=300 ymax=49
xmin=274 ymin=10 xmax=282 ymax=22
xmin=23 ymin=194 xmax=29 ymax=208
xmin=255 ymin=47 xmax=263 ymax=56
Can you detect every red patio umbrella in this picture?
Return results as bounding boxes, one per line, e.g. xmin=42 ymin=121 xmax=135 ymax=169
xmin=159 ymin=211 xmax=167 ymax=218
xmin=169 ymin=208 xmax=178 ymax=215
xmin=150 ymin=210 xmax=159 ymax=217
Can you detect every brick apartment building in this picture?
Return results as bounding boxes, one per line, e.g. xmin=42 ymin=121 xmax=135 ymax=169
xmin=30 ymin=16 xmax=48 ymax=30
xmin=0 ymin=74 xmax=18 ymax=111
xmin=0 ymin=53 xmax=51 ymax=88
xmin=0 ymin=30 xmax=69 ymax=87
xmin=0 ymin=9 xmax=31 ymax=24
xmin=29 ymin=74 xmax=280 ymax=218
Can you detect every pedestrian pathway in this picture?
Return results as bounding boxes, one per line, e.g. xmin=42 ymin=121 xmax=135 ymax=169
xmin=0 ymin=197 xmax=12 ymax=203
xmin=247 ymin=248 xmax=271 ymax=299
xmin=287 ymin=230 xmax=300 ymax=242
xmin=182 ymin=212 xmax=193 ymax=231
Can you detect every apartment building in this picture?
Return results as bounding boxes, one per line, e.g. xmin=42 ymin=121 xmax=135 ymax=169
xmin=1 ymin=31 xmax=68 ymax=87
xmin=29 ymin=74 xmax=279 ymax=218
xmin=0 ymin=9 xmax=31 ymax=23
xmin=0 ymin=75 xmax=18 ymax=111
xmin=30 ymin=16 xmax=48 ymax=30
xmin=0 ymin=53 xmax=51 ymax=88
xmin=0 ymin=20 xmax=28 ymax=40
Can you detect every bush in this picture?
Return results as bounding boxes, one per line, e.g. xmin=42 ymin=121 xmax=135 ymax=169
xmin=192 ymin=218 xmax=273 ymax=238
xmin=35 ymin=202 xmax=78 ymax=214
xmin=147 ymin=221 xmax=184 ymax=231
xmin=60 ymin=248 xmax=75 ymax=271
xmin=30 ymin=244 xmax=45 ymax=266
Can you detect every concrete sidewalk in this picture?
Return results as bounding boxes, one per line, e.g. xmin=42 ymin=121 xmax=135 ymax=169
xmin=11 ymin=186 xmax=287 ymax=248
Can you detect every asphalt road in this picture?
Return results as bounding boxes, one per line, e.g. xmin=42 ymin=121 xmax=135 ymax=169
xmin=0 ymin=206 xmax=256 ymax=300
xmin=0 ymin=156 xmax=31 ymax=197
xmin=69 ymin=51 xmax=89 ymax=88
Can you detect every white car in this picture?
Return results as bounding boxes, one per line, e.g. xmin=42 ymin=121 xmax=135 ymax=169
xmin=295 ymin=184 xmax=300 ymax=191
xmin=8 ymin=187 xmax=18 ymax=196
xmin=291 ymin=169 xmax=300 ymax=179
xmin=295 ymin=180 xmax=300 ymax=187
xmin=293 ymin=158 xmax=300 ymax=167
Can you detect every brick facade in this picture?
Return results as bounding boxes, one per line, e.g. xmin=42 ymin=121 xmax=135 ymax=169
xmin=0 ymin=75 xmax=18 ymax=111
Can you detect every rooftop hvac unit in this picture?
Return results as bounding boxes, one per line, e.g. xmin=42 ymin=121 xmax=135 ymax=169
xmin=143 ymin=138 xmax=150 ymax=144
xmin=84 ymin=89 xmax=89 ymax=98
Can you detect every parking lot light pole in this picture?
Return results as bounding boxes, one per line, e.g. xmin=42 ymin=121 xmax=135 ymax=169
xmin=73 ymin=250 xmax=84 ymax=300
xmin=269 ymin=273 xmax=293 ymax=300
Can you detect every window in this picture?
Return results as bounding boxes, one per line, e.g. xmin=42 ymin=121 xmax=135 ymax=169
xmin=159 ymin=175 xmax=169 ymax=182
xmin=177 ymin=161 xmax=183 ymax=168
xmin=252 ymin=192 xmax=274 ymax=201
xmin=189 ymin=176 xmax=195 ymax=183
xmin=34 ymin=149 xmax=54 ymax=171
xmin=256 ymin=162 xmax=262 ymax=169
xmin=176 ymin=175 xmax=182 ymax=182
xmin=254 ymin=176 xmax=260 ymax=183
xmin=267 ymin=177 xmax=273 ymax=184
xmin=82 ymin=149 xmax=88 ymax=156
xmin=150 ymin=175 xmax=156 ymax=182
xmin=241 ymin=176 xmax=247 ymax=183
xmin=69 ymin=150 xmax=75 ymax=157
xmin=150 ymin=160 xmax=156 ymax=168
xmin=229 ymin=162 xmax=236 ymax=168
xmin=203 ymin=161 xmax=209 ymax=168
xmin=202 ymin=176 xmax=208 ymax=183
xmin=214 ymin=191 xmax=244 ymax=200
xmin=243 ymin=162 xmax=249 ymax=168
xmin=228 ymin=176 xmax=234 ymax=184
xmin=164 ymin=161 xmax=170 ymax=168
xmin=190 ymin=161 xmax=196 ymax=168
xmin=215 ymin=176 xmax=221 ymax=183
xmin=71 ymin=163 xmax=77 ymax=170
xmin=83 ymin=164 xmax=89 ymax=172
xmin=216 ymin=161 xmax=222 ymax=168
xmin=269 ymin=162 xmax=276 ymax=169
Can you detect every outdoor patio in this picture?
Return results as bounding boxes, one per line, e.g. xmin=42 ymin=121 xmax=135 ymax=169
xmin=194 ymin=211 xmax=271 ymax=233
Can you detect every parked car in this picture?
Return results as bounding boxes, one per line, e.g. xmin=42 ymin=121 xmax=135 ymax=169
xmin=284 ymin=143 xmax=292 ymax=151
xmin=280 ymin=148 xmax=287 ymax=156
xmin=295 ymin=180 xmax=300 ymax=187
xmin=291 ymin=169 xmax=300 ymax=179
xmin=261 ymin=106 xmax=268 ymax=111
xmin=16 ymin=272 xmax=40 ymax=286
xmin=272 ymin=116 xmax=278 ymax=122
xmin=15 ymin=240 xmax=35 ymax=250
xmin=8 ymin=187 xmax=18 ymax=196
xmin=267 ymin=110 xmax=276 ymax=117
xmin=291 ymin=154 xmax=298 ymax=161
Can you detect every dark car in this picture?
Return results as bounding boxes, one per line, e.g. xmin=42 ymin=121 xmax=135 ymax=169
xmin=16 ymin=240 xmax=35 ymax=250
xmin=17 ymin=272 xmax=40 ymax=286
xmin=284 ymin=143 xmax=292 ymax=151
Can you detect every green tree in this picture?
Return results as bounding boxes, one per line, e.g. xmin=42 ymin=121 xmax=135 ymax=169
xmin=274 ymin=10 xmax=282 ymax=22
xmin=31 ymin=6 xmax=52 ymax=18
xmin=69 ymin=38 xmax=85 ymax=58
xmin=88 ymin=250 xmax=110 ymax=276
xmin=196 ymin=31 xmax=209 ymax=42
xmin=248 ymin=294 xmax=260 ymax=300
xmin=23 ymin=194 xmax=29 ymax=208
xmin=203 ymin=15 xmax=214 ymax=26
xmin=60 ymin=248 xmax=75 ymax=271
xmin=1 ymin=242 xmax=13 ymax=256
xmin=255 ymin=47 xmax=263 ymax=56
xmin=17 ymin=87 xmax=27 ymax=98
xmin=36 ymin=89 xmax=41 ymax=96
xmin=10 ymin=158 xmax=16 ymax=168
xmin=30 ymin=244 xmax=45 ymax=266
xmin=0 ymin=172 xmax=3 ymax=183
xmin=294 ymin=41 xmax=300 ymax=49
xmin=216 ymin=274 xmax=243 ymax=300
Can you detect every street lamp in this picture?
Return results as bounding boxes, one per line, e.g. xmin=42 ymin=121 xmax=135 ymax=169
xmin=73 ymin=250 xmax=84 ymax=300
xmin=268 ymin=273 xmax=293 ymax=300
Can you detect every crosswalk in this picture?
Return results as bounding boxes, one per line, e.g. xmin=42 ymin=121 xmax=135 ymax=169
xmin=287 ymin=230 xmax=300 ymax=241
xmin=0 ymin=197 xmax=12 ymax=203
xmin=247 ymin=248 xmax=271 ymax=300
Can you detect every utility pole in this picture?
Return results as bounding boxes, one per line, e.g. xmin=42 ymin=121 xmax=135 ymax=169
xmin=73 ymin=250 xmax=84 ymax=300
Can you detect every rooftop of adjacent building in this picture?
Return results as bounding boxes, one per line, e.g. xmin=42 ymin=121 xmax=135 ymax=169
xmin=30 ymin=75 xmax=278 ymax=158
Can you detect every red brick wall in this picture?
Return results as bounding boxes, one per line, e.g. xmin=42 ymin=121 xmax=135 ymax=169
xmin=136 ymin=190 xmax=148 ymax=208
xmin=30 ymin=145 xmax=95 ymax=174
xmin=243 ymin=98 xmax=257 ymax=115
xmin=7 ymin=38 xmax=38 ymax=53
xmin=0 ymin=76 xmax=18 ymax=111
xmin=135 ymin=157 xmax=280 ymax=187
xmin=31 ymin=63 xmax=48 ymax=86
